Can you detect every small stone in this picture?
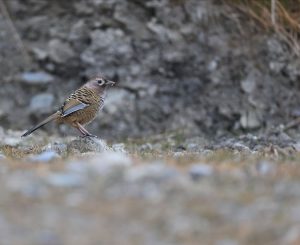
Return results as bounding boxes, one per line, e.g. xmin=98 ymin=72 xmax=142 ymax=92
xmin=48 ymin=39 xmax=75 ymax=63
xmin=87 ymin=151 xmax=132 ymax=174
xmin=43 ymin=142 xmax=68 ymax=156
xmin=74 ymin=2 xmax=93 ymax=14
xmin=20 ymin=71 xmax=54 ymax=84
xmin=29 ymin=150 xmax=60 ymax=163
xmin=286 ymin=60 xmax=300 ymax=82
xmin=66 ymin=161 xmax=88 ymax=174
xmin=186 ymin=143 xmax=200 ymax=151
xmin=140 ymin=143 xmax=153 ymax=152
xmin=232 ymin=142 xmax=250 ymax=152
xmin=91 ymin=0 xmax=105 ymax=6
xmin=51 ymin=142 xmax=68 ymax=155
xmin=67 ymin=137 xmax=109 ymax=153
xmin=65 ymin=192 xmax=85 ymax=207
xmin=241 ymin=72 xmax=256 ymax=94
xmin=240 ymin=110 xmax=261 ymax=129
xmin=31 ymin=47 xmax=48 ymax=61
xmin=173 ymin=152 xmax=185 ymax=158
xmin=184 ymin=137 xmax=208 ymax=152
xmin=269 ymin=61 xmax=285 ymax=73
xmin=29 ymin=93 xmax=54 ymax=113
xmin=267 ymin=38 xmax=285 ymax=56
xmin=175 ymin=145 xmax=186 ymax=151
xmin=292 ymin=142 xmax=300 ymax=152
xmin=47 ymin=173 xmax=84 ymax=188
xmin=2 ymin=135 xmax=22 ymax=146
xmin=291 ymin=108 xmax=300 ymax=117
xmin=201 ymin=150 xmax=213 ymax=156
xmin=111 ymin=143 xmax=127 ymax=153
xmin=6 ymin=172 xmax=48 ymax=198
xmin=189 ymin=164 xmax=213 ymax=180
xmin=255 ymin=161 xmax=275 ymax=175
xmin=216 ymin=239 xmax=239 ymax=245
xmin=207 ymin=59 xmax=219 ymax=71
xmin=282 ymin=226 xmax=300 ymax=244
xmin=126 ymin=163 xmax=178 ymax=182
xmin=66 ymin=152 xmax=131 ymax=176
xmin=37 ymin=231 xmax=61 ymax=245
xmin=69 ymin=20 xmax=87 ymax=41
xmin=90 ymin=29 xmax=122 ymax=49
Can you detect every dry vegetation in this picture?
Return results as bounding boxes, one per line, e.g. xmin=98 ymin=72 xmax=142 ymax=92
xmin=227 ymin=0 xmax=300 ymax=55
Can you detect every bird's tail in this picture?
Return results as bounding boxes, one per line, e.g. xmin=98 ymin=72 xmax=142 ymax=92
xmin=21 ymin=112 xmax=60 ymax=137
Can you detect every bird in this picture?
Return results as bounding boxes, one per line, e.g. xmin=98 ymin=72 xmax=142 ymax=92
xmin=22 ymin=76 xmax=115 ymax=137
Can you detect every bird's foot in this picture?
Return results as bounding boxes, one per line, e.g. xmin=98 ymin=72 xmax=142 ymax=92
xmin=87 ymin=134 xmax=98 ymax=138
xmin=80 ymin=134 xmax=98 ymax=138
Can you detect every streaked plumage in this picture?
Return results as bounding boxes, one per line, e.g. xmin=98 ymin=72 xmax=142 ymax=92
xmin=22 ymin=77 xmax=115 ymax=137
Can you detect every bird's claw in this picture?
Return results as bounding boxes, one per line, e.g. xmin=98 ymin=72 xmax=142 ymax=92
xmin=80 ymin=134 xmax=98 ymax=138
xmin=87 ymin=134 xmax=98 ymax=138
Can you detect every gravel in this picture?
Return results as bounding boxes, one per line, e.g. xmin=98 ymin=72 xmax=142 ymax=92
xmin=189 ymin=163 xmax=214 ymax=180
xmin=29 ymin=150 xmax=60 ymax=162
xmin=0 ymin=132 xmax=299 ymax=244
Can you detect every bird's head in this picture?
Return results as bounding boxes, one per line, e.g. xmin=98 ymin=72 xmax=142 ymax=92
xmin=85 ymin=76 xmax=115 ymax=92
xmin=94 ymin=77 xmax=115 ymax=87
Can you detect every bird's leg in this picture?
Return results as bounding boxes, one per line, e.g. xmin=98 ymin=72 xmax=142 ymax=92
xmin=76 ymin=122 xmax=98 ymax=138
xmin=75 ymin=125 xmax=87 ymax=137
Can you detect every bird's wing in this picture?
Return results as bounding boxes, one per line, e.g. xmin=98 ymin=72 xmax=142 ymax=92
xmin=60 ymin=98 xmax=89 ymax=117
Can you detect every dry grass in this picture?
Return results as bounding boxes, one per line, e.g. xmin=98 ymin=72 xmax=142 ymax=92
xmin=2 ymin=137 xmax=300 ymax=183
xmin=226 ymin=0 xmax=300 ymax=55
xmin=1 ymin=144 xmax=43 ymax=159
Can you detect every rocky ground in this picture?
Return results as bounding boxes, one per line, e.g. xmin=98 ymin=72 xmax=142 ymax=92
xmin=2 ymin=0 xmax=300 ymax=244
xmin=1 ymin=128 xmax=300 ymax=245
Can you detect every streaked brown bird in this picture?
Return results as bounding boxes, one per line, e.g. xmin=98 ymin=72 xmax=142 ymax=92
xmin=22 ymin=77 xmax=115 ymax=137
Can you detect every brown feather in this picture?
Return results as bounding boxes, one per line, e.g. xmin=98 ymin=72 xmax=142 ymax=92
xmin=22 ymin=77 xmax=113 ymax=137
xmin=21 ymin=112 xmax=60 ymax=137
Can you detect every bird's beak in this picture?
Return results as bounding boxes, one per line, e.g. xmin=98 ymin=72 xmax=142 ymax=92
xmin=106 ymin=80 xmax=115 ymax=86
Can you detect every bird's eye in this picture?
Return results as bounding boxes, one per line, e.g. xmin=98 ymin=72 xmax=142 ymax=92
xmin=97 ymin=79 xmax=105 ymax=85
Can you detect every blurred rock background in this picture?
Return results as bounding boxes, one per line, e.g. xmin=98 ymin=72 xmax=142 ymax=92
xmin=2 ymin=2 xmax=300 ymax=244
xmin=1 ymin=0 xmax=300 ymax=139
